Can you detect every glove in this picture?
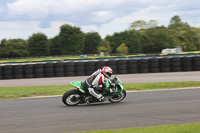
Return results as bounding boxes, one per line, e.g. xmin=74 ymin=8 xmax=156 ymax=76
xmin=110 ymin=86 xmax=117 ymax=93
xmin=109 ymin=88 xmax=114 ymax=93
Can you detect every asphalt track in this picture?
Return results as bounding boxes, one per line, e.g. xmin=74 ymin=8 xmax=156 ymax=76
xmin=1 ymin=71 xmax=200 ymax=133
xmin=1 ymin=71 xmax=200 ymax=87
xmin=1 ymin=88 xmax=200 ymax=133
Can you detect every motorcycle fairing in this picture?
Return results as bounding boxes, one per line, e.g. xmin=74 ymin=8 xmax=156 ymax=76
xmin=69 ymin=81 xmax=85 ymax=93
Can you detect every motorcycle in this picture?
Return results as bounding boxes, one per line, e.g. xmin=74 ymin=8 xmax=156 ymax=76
xmin=62 ymin=76 xmax=126 ymax=106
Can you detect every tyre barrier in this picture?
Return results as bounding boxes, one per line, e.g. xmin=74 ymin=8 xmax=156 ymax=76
xmin=160 ymin=58 xmax=171 ymax=72
xmin=65 ymin=61 xmax=75 ymax=76
xmin=193 ymin=56 xmax=200 ymax=71
xmin=117 ymin=60 xmax=127 ymax=74
xmin=44 ymin=62 xmax=54 ymax=77
xmin=75 ymin=62 xmax=85 ymax=76
xmin=149 ymin=58 xmax=160 ymax=73
xmin=1 ymin=55 xmax=200 ymax=80
xmin=171 ymin=57 xmax=181 ymax=72
xmin=138 ymin=59 xmax=149 ymax=73
xmin=0 ymin=66 xmax=3 ymax=79
xmin=54 ymin=62 xmax=65 ymax=77
xmin=106 ymin=60 xmax=117 ymax=74
xmin=128 ymin=59 xmax=139 ymax=73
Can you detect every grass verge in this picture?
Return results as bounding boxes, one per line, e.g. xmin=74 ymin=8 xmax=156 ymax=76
xmin=1 ymin=81 xmax=200 ymax=99
xmin=71 ymin=123 xmax=200 ymax=133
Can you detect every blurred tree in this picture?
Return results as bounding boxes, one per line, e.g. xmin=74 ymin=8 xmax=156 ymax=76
xmin=48 ymin=35 xmax=62 ymax=55
xmin=116 ymin=43 xmax=128 ymax=55
xmin=59 ymin=24 xmax=84 ymax=55
xmin=98 ymin=40 xmax=112 ymax=54
xmin=0 ymin=39 xmax=28 ymax=57
xmin=129 ymin=20 xmax=158 ymax=30
xmin=141 ymin=26 xmax=172 ymax=53
xmin=84 ymin=32 xmax=101 ymax=54
xmin=192 ymin=28 xmax=200 ymax=51
xmin=105 ymin=30 xmax=142 ymax=53
xmin=105 ymin=33 xmax=124 ymax=53
xmin=0 ymin=38 xmax=6 ymax=47
xmin=168 ymin=15 xmax=196 ymax=51
xmin=28 ymin=32 xmax=48 ymax=56
xmin=168 ymin=15 xmax=189 ymax=29
xmin=125 ymin=30 xmax=142 ymax=53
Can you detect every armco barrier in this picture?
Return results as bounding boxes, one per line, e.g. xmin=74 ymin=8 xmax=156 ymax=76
xmin=1 ymin=55 xmax=200 ymax=80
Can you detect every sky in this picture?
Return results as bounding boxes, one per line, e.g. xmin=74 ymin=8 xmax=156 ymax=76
xmin=1 ymin=0 xmax=200 ymax=40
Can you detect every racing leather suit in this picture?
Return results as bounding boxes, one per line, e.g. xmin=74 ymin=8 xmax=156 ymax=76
xmin=82 ymin=69 xmax=109 ymax=101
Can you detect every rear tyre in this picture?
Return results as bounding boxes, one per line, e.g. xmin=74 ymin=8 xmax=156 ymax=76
xmin=62 ymin=89 xmax=82 ymax=106
xmin=109 ymin=89 xmax=126 ymax=103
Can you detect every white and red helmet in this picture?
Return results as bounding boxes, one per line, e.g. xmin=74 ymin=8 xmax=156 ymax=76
xmin=102 ymin=66 xmax=113 ymax=78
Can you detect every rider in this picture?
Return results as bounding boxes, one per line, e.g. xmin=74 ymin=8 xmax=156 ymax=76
xmin=82 ymin=66 xmax=113 ymax=103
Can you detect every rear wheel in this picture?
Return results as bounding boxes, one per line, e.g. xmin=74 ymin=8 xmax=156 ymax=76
xmin=62 ymin=89 xmax=82 ymax=106
xmin=109 ymin=89 xmax=126 ymax=103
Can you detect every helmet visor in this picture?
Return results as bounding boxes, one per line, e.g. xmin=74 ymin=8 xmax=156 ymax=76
xmin=107 ymin=72 xmax=112 ymax=77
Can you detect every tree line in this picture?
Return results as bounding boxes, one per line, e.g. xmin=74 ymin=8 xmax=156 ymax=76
xmin=1 ymin=15 xmax=200 ymax=58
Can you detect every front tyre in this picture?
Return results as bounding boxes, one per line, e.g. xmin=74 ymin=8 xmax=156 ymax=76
xmin=62 ymin=89 xmax=82 ymax=106
xmin=109 ymin=89 xmax=126 ymax=103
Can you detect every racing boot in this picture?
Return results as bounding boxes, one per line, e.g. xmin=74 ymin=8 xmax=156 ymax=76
xmin=99 ymin=96 xmax=106 ymax=102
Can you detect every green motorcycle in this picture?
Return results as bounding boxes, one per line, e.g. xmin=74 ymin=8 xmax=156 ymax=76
xmin=62 ymin=76 xmax=126 ymax=106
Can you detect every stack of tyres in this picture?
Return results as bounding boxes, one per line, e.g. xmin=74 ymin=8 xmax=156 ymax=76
xmin=116 ymin=59 xmax=127 ymax=74
xmin=181 ymin=57 xmax=193 ymax=71
xmin=96 ymin=60 xmax=106 ymax=70
xmin=105 ymin=60 xmax=117 ymax=74
xmin=160 ymin=58 xmax=171 ymax=72
xmin=3 ymin=65 xmax=13 ymax=79
xmin=13 ymin=65 xmax=24 ymax=79
xmin=44 ymin=62 xmax=55 ymax=77
xmin=65 ymin=62 xmax=75 ymax=76
xmin=0 ymin=66 xmax=3 ymax=79
xmin=54 ymin=62 xmax=65 ymax=77
xmin=85 ymin=61 xmax=96 ymax=75
xmin=171 ymin=57 xmax=182 ymax=72
xmin=75 ymin=62 xmax=85 ymax=76
xmin=193 ymin=56 xmax=200 ymax=71
xmin=127 ymin=59 xmax=139 ymax=73
xmin=24 ymin=64 xmax=34 ymax=78
xmin=34 ymin=63 xmax=44 ymax=78
xmin=138 ymin=59 xmax=149 ymax=73
xmin=149 ymin=58 xmax=160 ymax=73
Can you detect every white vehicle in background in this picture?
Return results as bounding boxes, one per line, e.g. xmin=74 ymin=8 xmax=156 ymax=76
xmin=161 ymin=46 xmax=183 ymax=54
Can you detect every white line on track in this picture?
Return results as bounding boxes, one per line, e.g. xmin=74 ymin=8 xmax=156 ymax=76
xmin=16 ymin=87 xmax=200 ymax=100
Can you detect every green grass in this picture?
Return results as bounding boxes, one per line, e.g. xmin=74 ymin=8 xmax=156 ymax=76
xmin=124 ymin=81 xmax=200 ymax=91
xmin=71 ymin=123 xmax=200 ymax=133
xmin=0 ymin=55 xmax=122 ymax=63
xmin=0 ymin=85 xmax=72 ymax=99
xmin=1 ymin=81 xmax=200 ymax=99
xmin=0 ymin=56 xmax=82 ymax=63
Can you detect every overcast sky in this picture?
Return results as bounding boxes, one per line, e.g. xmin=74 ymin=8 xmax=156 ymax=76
xmin=0 ymin=0 xmax=200 ymax=40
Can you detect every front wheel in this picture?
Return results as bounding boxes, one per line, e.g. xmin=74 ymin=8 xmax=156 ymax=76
xmin=62 ymin=89 xmax=82 ymax=106
xmin=109 ymin=89 xmax=126 ymax=103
